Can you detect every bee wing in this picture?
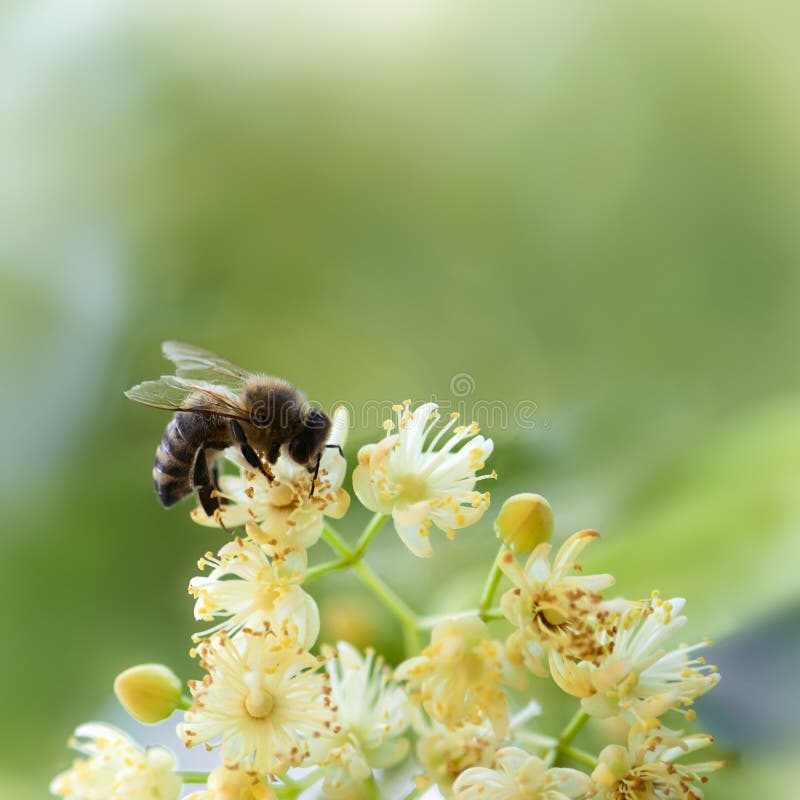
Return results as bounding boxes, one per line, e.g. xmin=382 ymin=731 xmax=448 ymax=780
xmin=125 ymin=375 xmax=249 ymax=419
xmin=161 ymin=341 xmax=252 ymax=391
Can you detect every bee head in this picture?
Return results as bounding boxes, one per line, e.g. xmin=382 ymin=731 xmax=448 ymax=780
xmin=288 ymin=409 xmax=331 ymax=466
xmin=244 ymin=380 xmax=301 ymax=432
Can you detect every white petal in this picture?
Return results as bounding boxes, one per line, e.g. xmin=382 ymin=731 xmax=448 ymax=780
xmin=393 ymin=518 xmax=434 ymax=557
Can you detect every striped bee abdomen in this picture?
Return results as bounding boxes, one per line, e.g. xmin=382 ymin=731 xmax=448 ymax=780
xmin=152 ymin=412 xmax=201 ymax=508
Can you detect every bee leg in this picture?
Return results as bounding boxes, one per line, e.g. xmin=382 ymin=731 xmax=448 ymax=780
xmin=193 ymin=448 xmax=232 ymax=532
xmin=207 ymin=457 xmax=230 ymax=507
xmin=197 ymin=483 xmax=218 ymax=516
xmin=325 ymin=444 xmax=345 ymax=458
xmin=309 ymin=452 xmax=322 ymax=499
xmin=230 ymin=419 xmax=248 ymax=444
xmin=242 ymin=442 xmax=271 ymax=480
xmin=230 ymin=420 xmax=273 ymax=483
xmin=209 ymin=457 xmax=221 ymax=493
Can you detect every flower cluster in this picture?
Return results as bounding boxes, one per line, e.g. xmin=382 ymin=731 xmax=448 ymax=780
xmin=52 ymin=388 xmax=724 ymax=800
xmin=50 ymin=723 xmax=181 ymax=800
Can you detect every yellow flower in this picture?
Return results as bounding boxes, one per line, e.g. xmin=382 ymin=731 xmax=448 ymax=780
xmin=190 ymin=537 xmax=318 ymax=647
xmin=416 ymin=720 xmax=504 ymax=799
xmin=192 ymin=406 xmax=350 ymax=553
xmin=589 ymin=723 xmax=724 ymax=799
xmin=353 ymin=401 xmax=494 ymax=557
xmin=50 ymin=723 xmax=181 ymax=800
xmin=500 ymin=530 xmax=618 ymax=677
xmin=550 ymin=594 xmax=720 ymax=726
xmin=453 ymin=746 xmax=593 ymax=800
xmin=178 ymin=628 xmax=334 ymax=774
xmin=184 ymin=764 xmax=276 ymax=800
xmin=395 ymin=617 xmax=509 ymax=735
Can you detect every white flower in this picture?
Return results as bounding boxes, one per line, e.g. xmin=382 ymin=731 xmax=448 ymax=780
xmin=353 ymin=401 xmax=495 ymax=557
xmin=589 ymin=723 xmax=724 ymax=799
xmin=114 ymin=747 xmax=183 ymax=800
xmin=184 ymin=764 xmax=276 ymax=800
xmin=311 ymin=643 xmax=411 ymax=796
xmin=416 ymin=720 xmax=505 ymax=799
xmin=500 ymin=530 xmax=619 ymax=678
xmin=192 ymin=406 xmax=350 ymax=553
xmin=453 ymin=746 xmax=592 ymax=800
xmin=50 ymin=723 xmax=181 ymax=800
xmin=395 ymin=617 xmax=509 ymax=735
xmin=549 ymin=594 xmax=720 ymax=725
xmin=190 ymin=537 xmax=319 ymax=648
xmin=178 ymin=628 xmax=334 ymax=774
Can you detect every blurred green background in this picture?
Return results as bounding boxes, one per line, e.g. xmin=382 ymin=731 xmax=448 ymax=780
xmin=1 ymin=2 xmax=799 ymax=797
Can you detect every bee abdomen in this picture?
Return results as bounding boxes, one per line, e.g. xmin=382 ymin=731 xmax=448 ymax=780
xmin=152 ymin=413 xmax=197 ymax=508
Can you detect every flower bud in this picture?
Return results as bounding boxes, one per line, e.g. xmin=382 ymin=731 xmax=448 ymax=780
xmin=493 ymin=493 xmax=554 ymax=553
xmin=114 ymin=663 xmax=182 ymax=724
xmin=591 ymin=745 xmax=630 ymax=786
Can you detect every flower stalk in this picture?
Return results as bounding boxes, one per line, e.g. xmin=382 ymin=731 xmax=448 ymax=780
xmin=304 ymin=558 xmax=350 ymax=582
xmin=545 ymin=708 xmax=591 ymax=767
xmin=321 ymin=524 xmax=421 ymax=654
xmin=178 ymin=772 xmax=209 ymax=783
xmin=478 ymin=545 xmax=506 ymax=616
xmin=353 ymin=512 xmax=388 ymax=559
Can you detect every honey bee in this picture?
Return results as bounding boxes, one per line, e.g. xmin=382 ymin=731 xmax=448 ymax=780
xmin=125 ymin=341 xmax=339 ymax=518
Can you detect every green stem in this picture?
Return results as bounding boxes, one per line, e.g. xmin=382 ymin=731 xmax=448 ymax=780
xmin=305 ymin=518 xmax=389 ymax=585
xmin=179 ymin=772 xmax=209 ymax=783
xmin=295 ymin=768 xmax=324 ymax=789
xmin=323 ymin=525 xmax=421 ymax=655
xmin=403 ymin=622 xmax=421 ymax=655
xmin=273 ymin=769 xmax=324 ymax=798
xmin=545 ymin=708 xmax=590 ymax=767
xmin=560 ymin=709 xmax=590 ymax=749
xmin=561 ymin=745 xmax=598 ymax=769
xmin=347 ymin=560 xmax=418 ymax=629
xmin=322 ymin=524 xmax=352 ymax=559
xmin=349 ymin=560 xmax=414 ymax=625
xmin=279 ymin=773 xmax=300 ymax=790
xmin=353 ymin=512 xmax=388 ymax=559
xmin=305 ymin=558 xmax=349 ymax=582
xmin=177 ymin=694 xmax=193 ymax=711
xmin=364 ymin=774 xmax=380 ymax=799
xmin=479 ymin=545 xmax=506 ymax=614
